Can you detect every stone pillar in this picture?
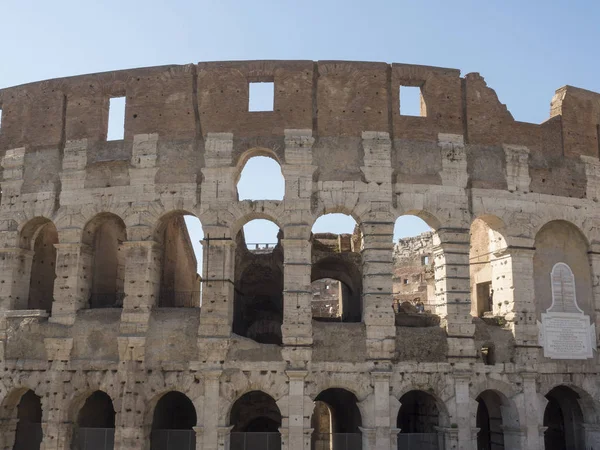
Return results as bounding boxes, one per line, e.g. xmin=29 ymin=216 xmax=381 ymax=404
xmin=281 ymin=129 xmax=315 ymax=366
xmin=194 ymin=426 xmax=204 ymax=450
xmin=281 ymin=237 xmax=312 ymax=348
xmin=0 ymin=247 xmax=33 ymax=310
xmin=217 ymin=426 xmax=233 ymax=450
xmin=49 ymin=242 xmax=92 ymax=325
xmin=436 ymin=427 xmax=459 ymax=450
xmin=502 ymin=426 xmax=527 ymax=450
xmin=0 ymin=418 xmax=18 ymax=450
xmin=0 ymin=147 xmax=25 ymax=210
xmin=433 ymin=229 xmax=476 ymax=360
xmin=583 ymin=423 xmax=600 ymax=449
xmin=40 ymin=389 xmax=74 ymax=450
xmin=197 ymin=230 xmax=235 ymax=363
xmin=118 ymin=239 xmax=162 ymax=362
xmin=587 ymin=249 xmax=600 ymax=349
xmin=581 ymin=155 xmax=600 ymax=202
xmin=502 ymin=247 xmax=539 ymax=364
xmin=453 ymin=373 xmax=475 ymax=450
xmin=371 ymin=371 xmax=392 ymax=450
xmin=361 ymin=222 xmax=396 ymax=361
xmin=389 ymin=428 xmax=401 ymax=450
xmin=360 ymin=427 xmax=377 ymax=450
xmin=285 ymin=370 xmax=308 ymax=450
xmin=200 ymin=370 xmax=222 ymax=450
xmin=518 ymin=373 xmax=544 ymax=450
xmin=115 ymin=365 xmax=147 ymax=450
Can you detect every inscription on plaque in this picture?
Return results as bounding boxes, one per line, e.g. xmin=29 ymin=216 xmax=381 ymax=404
xmin=537 ymin=262 xmax=596 ymax=359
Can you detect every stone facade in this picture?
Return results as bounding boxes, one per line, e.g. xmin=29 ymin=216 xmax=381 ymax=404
xmin=0 ymin=60 xmax=599 ymax=450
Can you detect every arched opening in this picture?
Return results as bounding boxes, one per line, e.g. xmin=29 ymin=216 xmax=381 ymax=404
xmin=476 ymin=390 xmax=505 ymax=450
xmin=157 ymin=213 xmax=202 ymax=308
xmin=12 ymin=390 xmax=43 ymax=450
xmin=237 ymin=155 xmax=285 ymax=201
xmin=311 ymin=214 xmax=362 ymax=323
xmin=311 ymin=388 xmax=362 ymax=450
xmin=84 ymin=214 xmax=126 ymax=308
xmin=233 ymin=219 xmax=283 ymax=344
xmin=534 ymin=221 xmax=593 ymax=317
xmin=392 ymin=215 xmax=434 ymax=317
xmin=74 ymin=390 xmax=115 ymax=450
xmin=20 ymin=218 xmax=58 ymax=312
xmin=397 ymin=391 xmax=441 ymax=450
xmin=469 ymin=217 xmax=507 ymax=318
xmin=150 ymin=391 xmax=197 ymax=450
xmin=230 ymin=391 xmax=282 ymax=450
xmin=544 ymin=386 xmax=585 ymax=450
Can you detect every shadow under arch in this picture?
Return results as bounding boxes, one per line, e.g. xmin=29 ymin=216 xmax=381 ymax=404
xmin=18 ymin=216 xmax=58 ymax=312
xmin=153 ymin=210 xmax=202 ymax=308
xmin=476 ymin=388 xmax=522 ymax=450
xmin=0 ymin=388 xmax=43 ymax=450
xmin=72 ymin=390 xmax=116 ymax=450
xmin=230 ymin=391 xmax=282 ymax=450
xmin=82 ymin=212 xmax=127 ymax=309
xmin=150 ymin=391 xmax=198 ymax=450
xmin=311 ymin=388 xmax=363 ymax=450
xmin=396 ymin=389 xmax=449 ymax=450
xmin=543 ymin=384 xmax=600 ymax=450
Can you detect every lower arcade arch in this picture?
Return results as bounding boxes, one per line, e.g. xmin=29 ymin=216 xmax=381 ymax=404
xmin=230 ymin=391 xmax=282 ymax=450
xmin=311 ymin=388 xmax=362 ymax=450
xmin=12 ymin=390 xmax=43 ymax=450
xmin=544 ymin=386 xmax=587 ymax=450
xmin=396 ymin=391 xmax=442 ymax=450
xmin=475 ymin=389 xmax=521 ymax=450
xmin=150 ymin=391 xmax=197 ymax=450
xmin=73 ymin=390 xmax=116 ymax=449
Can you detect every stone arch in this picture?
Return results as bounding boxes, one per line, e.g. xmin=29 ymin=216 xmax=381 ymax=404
xmin=543 ymin=384 xmax=598 ymax=450
xmin=83 ymin=212 xmax=127 ymax=308
xmin=469 ymin=215 xmax=509 ymax=317
xmin=311 ymin=387 xmax=363 ymax=450
xmin=153 ymin=210 xmax=202 ymax=308
xmin=0 ymin=387 xmax=43 ymax=450
xmin=534 ymin=220 xmax=593 ymax=317
xmin=150 ymin=391 xmax=198 ymax=450
xmin=18 ymin=216 xmax=58 ymax=312
xmin=397 ymin=389 xmax=449 ymax=431
xmin=228 ymin=390 xmax=282 ymax=450
xmin=235 ymin=148 xmax=285 ymax=201
xmin=72 ymin=390 xmax=116 ymax=450
xmin=475 ymin=388 xmax=522 ymax=450
xmin=233 ymin=217 xmax=284 ymax=344
xmin=230 ymin=212 xmax=284 ymax=241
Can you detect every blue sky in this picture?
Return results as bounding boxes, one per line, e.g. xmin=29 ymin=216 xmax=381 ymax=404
xmin=2 ymin=0 xmax=599 ymax=272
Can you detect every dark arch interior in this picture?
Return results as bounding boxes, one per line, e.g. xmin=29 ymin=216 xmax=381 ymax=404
xmin=13 ymin=390 xmax=43 ymax=450
xmin=311 ymin=256 xmax=362 ymax=322
xmin=28 ymin=221 xmax=58 ymax=312
xmin=233 ymin=228 xmax=284 ymax=345
xmin=476 ymin=391 xmax=504 ymax=450
xmin=314 ymin=388 xmax=362 ymax=434
xmin=544 ymin=386 xmax=585 ymax=450
xmin=77 ymin=391 xmax=116 ymax=428
xmin=397 ymin=391 xmax=439 ymax=433
xmin=152 ymin=391 xmax=197 ymax=430
xmin=230 ymin=391 xmax=282 ymax=432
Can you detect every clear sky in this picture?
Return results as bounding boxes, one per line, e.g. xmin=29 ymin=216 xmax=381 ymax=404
xmin=2 ymin=0 xmax=599 ymax=272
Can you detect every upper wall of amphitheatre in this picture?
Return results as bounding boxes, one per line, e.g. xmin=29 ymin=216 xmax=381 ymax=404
xmin=0 ymin=60 xmax=599 ymax=197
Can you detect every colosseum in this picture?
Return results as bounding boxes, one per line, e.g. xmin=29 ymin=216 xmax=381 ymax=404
xmin=0 ymin=60 xmax=599 ymax=450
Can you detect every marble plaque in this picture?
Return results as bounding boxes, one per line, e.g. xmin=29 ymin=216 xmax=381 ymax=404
xmin=539 ymin=312 xmax=595 ymax=359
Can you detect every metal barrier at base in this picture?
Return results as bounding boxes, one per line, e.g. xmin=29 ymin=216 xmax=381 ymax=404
xmin=397 ymin=433 xmax=440 ymax=450
xmin=312 ymin=433 xmax=362 ymax=450
xmin=74 ymin=428 xmax=115 ymax=450
xmin=150 ymin=429 xmax=196 ymax=450
xmin=230 ymin=432 xmax=282 ymax=450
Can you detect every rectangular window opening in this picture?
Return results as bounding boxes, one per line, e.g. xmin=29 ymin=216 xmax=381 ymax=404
xmin=249 ymin=82 xmax=274 ymax=112
xmin=399 ymin=85 xmax=426 ymax=117
xmin=107 ymin=97 xmax=126 ymax=141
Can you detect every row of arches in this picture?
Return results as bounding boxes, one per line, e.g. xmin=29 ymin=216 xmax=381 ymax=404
xmin=6 ymin=384 xmax=592 ymax=450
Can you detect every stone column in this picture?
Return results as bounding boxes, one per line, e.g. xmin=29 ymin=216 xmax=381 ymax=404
xmin=197 ymin=230 xmax=235 ymax=364
xmin=371 ymin=371 xmax=392 ymax=450
xmin=587 ymin=249 xmax=600 ymax=349
xmin=502 ymin=247 xmax=539 ymax=364
xmin=115 ymin=364 xmax=147 ymax=450
xmin=583 ymin=423 xmax=600 ymax=448
xmin=389 ymin=428 xmax=401 ymax=450
xmin=40 ymin=389 xmax=74 ymax=450
xmin=194 ymin=426 xmax=204 ymax=450
xmin=199 ymin=370 xmax=222 ymax=450
xmin=518 ymin=373 xmax=544 ymax=450
xmin=285 ymin=370 xmax=308 ymax=450
xmin=433 ymin=229 xmax=476 ymax=360
xmin=361 ymin=222 xmax=396 ymax=361
xmin=360 ymin=427 xmax=377 ymax=450
xmin=0 ymin=247 xmax=33 ymax=310
xmin=0 ymin=418 xmax=18 ymax=450
xmin=118 ymin=240 xmax=162 ymax=362
xmin=436 ymin=427 xmax=459 ymax=450
xmin=453 ymin=373 xmax=475 ymax=450
xmin=49 ymin=242 xmax=92 ymax=325
xmin=502 ymin=426 xmax=527 ymax=450
xmin=217 ymin=426 xmax=233 ymax=450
